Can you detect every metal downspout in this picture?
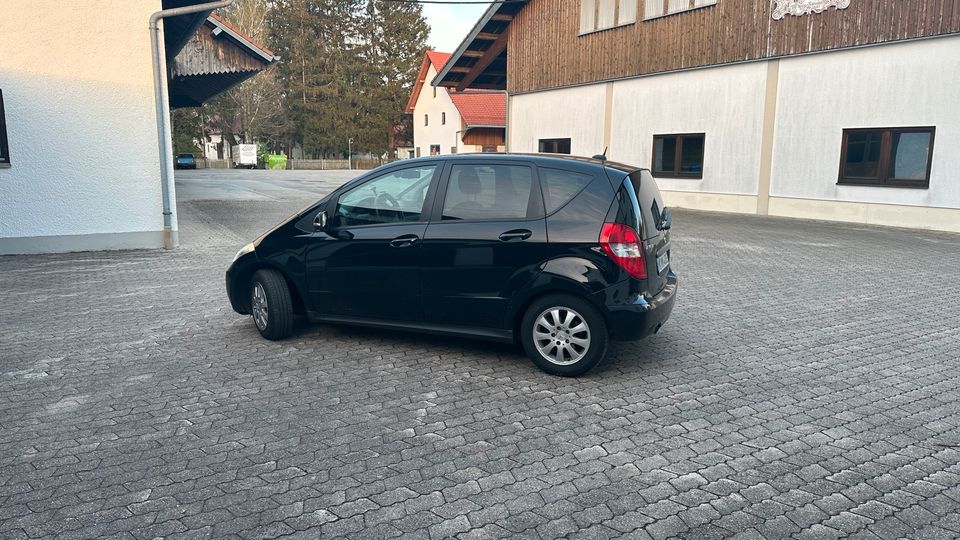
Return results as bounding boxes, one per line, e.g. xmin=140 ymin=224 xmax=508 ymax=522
xmin=150 ymin=0 xmax=235 ymax=250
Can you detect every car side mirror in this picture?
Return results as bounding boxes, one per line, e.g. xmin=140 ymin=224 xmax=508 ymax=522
xmin=659 ymin=207 xmax=672 ymax=231
xmin=313 ymin=210 xmax=328 ymax=230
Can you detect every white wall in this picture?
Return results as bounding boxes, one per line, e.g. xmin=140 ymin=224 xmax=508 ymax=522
xmin=0 ymin=0 xmax=167 ymax=253
xmin=609 ymin=62 xmax=767 ymax=196
xmin=771 ymin=35 xmax=960 ymax=210
xmin=510 ymin=84 xmax=607 ymax=157
xmin=413 ymin=66 xmax=462 ymax=156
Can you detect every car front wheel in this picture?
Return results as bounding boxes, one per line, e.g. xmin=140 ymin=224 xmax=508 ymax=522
xmin=520 ymin=294 xmax=609 ymax=377
xmin=250 ymin=269 xmax=294 ymax=340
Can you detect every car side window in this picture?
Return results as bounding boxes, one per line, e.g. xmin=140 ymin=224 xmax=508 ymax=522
xmin=335 ymin=166 xmax=436 ymax=227
xmin=442 ymin=164 xmax=533 ymax=221
xmin=539 ymin=167 xmax=593 ymax=214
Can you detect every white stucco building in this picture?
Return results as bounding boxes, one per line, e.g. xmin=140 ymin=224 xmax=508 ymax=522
xmin=435 ymin=0 xmax=960 ymax=233
xmin=0 ymin=1 xmax=275 ymax=255
xmin=407 ymin=52 xmax=506 ymax=158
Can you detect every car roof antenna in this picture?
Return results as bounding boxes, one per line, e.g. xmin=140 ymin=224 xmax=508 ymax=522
xmin=592 ymin=147 xmax=608 ymax=161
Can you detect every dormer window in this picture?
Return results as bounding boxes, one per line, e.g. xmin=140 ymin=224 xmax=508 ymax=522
xmin=644 ymin=0 xmax=716 ymax=20
xmin=579 ymin=0 xmax=637 ymax=35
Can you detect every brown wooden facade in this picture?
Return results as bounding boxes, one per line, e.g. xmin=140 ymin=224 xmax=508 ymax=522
xmin=462 ymin=127 xmax=506 ymax=147
xmin=441 ymin=0 xmax=960 ymax=94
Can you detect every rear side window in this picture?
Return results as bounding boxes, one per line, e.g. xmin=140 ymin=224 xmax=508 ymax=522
xmin=442 ymin=164 xmax=534 ymax=221
xmin=539 ymin=167 xmax=593 ymax=214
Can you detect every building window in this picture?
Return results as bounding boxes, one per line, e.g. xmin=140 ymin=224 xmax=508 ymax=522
xmin=644 ymin=0 xmax=716 ymax=20
xmin=539 ymin=138 xmax=571 ymax=154
xmin=424 ymin=114 xmax=429 ymax=127
xmin=442 ymin=112 xmax=446 ymax=125
xmin=482 ymin=145 xmax=498 ymax=153
xmin=580 ymin=0 xmax=638 ymax=34
xmin=652 ymin=133 xmax=705 ymax=178
xmin=0 ymin=90 xmax=9 ymax=168
xmin=450 ymin=146 xmax=458 ymax=154
xmin=838 ymin=127 xmax=934 ymax=188
xmin=430 ymin=144 xmax=441 ymax=156
xmin=416 ymin=147 xmax=421 ymax=157
xmin=433 ymin=87 xmax=437 ymax=99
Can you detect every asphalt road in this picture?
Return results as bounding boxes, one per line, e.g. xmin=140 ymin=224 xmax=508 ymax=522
xmin=1 ymin=168 xmax=959 ymax=539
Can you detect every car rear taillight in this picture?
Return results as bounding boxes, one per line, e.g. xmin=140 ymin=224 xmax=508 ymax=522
xmin=599 ymin=223 xmax=647 ymax=280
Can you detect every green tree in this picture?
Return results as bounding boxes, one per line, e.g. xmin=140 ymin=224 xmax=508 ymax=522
xmin=171 ymin=109 xmax=203 ymax=155
xmin=270 ymin=0 xmax=428 ymax=159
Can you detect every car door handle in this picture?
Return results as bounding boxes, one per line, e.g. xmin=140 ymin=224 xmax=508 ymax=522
xmin=498 ymin=229 xmax=532 ymax=242
xmin=389 ymin=234 xmax=420 ymax=248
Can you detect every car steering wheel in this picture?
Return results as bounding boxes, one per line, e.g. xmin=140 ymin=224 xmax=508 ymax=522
xmin=375 ymin=192 xmax=402 ymax=220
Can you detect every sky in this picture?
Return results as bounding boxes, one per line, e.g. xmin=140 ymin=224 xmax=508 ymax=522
xmin=423 ymin=1 xmax=489 ymax=53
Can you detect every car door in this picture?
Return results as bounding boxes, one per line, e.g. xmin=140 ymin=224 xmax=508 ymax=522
xmin=420 ymin=161 xmax=548 ymax=330
xmin=304 ymin=163 xmax=442 ymax=321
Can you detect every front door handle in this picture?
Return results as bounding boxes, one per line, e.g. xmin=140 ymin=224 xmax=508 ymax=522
xmin=389 ymin=234 xmax=420 ymax=248
xmin=499 ymin=229 xmax=532 ymax=242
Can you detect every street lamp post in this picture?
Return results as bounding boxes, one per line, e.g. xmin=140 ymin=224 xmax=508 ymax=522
xmin=348 ymin=138 xmax=353 ymax=170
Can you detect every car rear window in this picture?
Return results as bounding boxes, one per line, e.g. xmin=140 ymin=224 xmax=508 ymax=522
xmin=442 ymin=164 xmax=534 ymax=221
xmin=539 ymin=167 xmax=593 ymax=214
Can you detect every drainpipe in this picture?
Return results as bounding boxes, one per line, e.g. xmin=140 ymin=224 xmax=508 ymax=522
xmin=150 ymin=0 xmax=235 ymax=250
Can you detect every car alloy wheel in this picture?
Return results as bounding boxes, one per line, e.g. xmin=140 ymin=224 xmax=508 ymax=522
xmin=251 ymin=281 xmax=269 ymax=331
xmin=533 ymin=306 xmax=591 ymax=366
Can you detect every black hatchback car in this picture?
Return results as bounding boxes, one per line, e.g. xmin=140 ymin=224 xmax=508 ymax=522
xmin=227 ymin=154 xmax=677 ymax=376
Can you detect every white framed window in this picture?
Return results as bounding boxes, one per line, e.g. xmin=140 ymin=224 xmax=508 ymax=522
xmin=580 ymin=0 xmax=638 ymax=35
xmin=644 ymin=0 xmax=716 ymax=20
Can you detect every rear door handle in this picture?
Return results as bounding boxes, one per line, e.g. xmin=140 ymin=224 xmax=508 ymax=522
xmin=498 ymin=229 xmax=532 ymax=242
xmin=389 ymin=234 xmax=420 ymax=248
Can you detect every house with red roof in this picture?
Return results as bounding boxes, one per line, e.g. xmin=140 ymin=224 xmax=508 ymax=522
xmin=405 ymin=51 xmax=505 ymax=158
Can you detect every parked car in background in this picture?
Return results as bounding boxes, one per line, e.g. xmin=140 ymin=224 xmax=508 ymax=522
xmin=226 ymin=154 xmax=678 ymax=376
xmin=231 ymin=144 xmax=258 ymax=169
xmin=174 ymin=153 xmax=196 ymax=169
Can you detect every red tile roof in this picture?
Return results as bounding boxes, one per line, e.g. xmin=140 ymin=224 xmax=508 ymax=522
xmin=425 ymin=51 xmax=452 ymax=72
xmin=449 ymin=91 xmax=507 ymax=128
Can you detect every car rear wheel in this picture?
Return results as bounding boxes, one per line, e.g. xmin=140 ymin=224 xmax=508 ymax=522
xmin=520 ymin=294 xmax=608 ymax=377
xmin=250 ymin=269 xmax=294 ymax=340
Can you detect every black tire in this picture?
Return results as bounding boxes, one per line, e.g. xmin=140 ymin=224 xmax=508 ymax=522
xmin=250 ymin=269 xmax=294 ymax=340
xmin=520 ymin=293 xmax=609 ymax=377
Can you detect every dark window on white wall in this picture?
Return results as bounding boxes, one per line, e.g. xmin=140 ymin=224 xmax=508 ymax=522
xmin=424 ymin=114 xmax=429 ymax=126
xmin=442 ymin=112 xmax=446 ymax=125
xmin=0 ymin=90 xmax=9 ymax=167
xmin=539 ymin=138 xmax=571 ymax=154
xmin=652 ymin=133 xmax=704 ymax=178
xmin=838 ymin=127 xmax=934 ymax=188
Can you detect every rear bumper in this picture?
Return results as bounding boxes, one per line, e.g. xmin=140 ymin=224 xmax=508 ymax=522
xmin=601 ymin=272 xmax=678 ymax=341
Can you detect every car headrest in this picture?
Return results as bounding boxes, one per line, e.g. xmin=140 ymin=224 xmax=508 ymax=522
xmin=457 ymin=171 xmax=482 ymax=196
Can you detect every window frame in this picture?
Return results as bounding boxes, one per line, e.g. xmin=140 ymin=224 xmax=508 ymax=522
xmin=428 ymin=160 xmax=545 ymax=224
xmin=330 ymin=164 xmax=442 ymax=230
xmin=837 ymin=127 xmax=935 ymax=189
xmin=441 ymin=112 xmax=446 ymax=125
xmin=651 ymin=133 xmax=705 ymax=179
xmin=424 ymin=114 xmax=429 ymax=127
xmin=0 ymin=90 xmax=9 ymax=168
xmin=643 ymin=0 xmax=717 ymax=21
xmin=579 ymin=0 xmax=638 ymax=35
xmin=538 ymin=138 xmax=572 ymax=155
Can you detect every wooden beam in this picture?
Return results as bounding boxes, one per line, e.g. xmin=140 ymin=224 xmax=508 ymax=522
xmin=448 ymin=66 xmax=472 ymax=73
xmin=491 ymin=13 xmax=514 ymax=21
xmin=461 ymin=50 xmax=484 ymax=58
xmin=457 ymin=28 xmax=509 ymax=91
xmin=475 ymin=32 xmax=500 ymax=40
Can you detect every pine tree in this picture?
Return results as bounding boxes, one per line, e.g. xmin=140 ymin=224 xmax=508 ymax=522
xmin=270 ymin=0 xmax=428 ymax=159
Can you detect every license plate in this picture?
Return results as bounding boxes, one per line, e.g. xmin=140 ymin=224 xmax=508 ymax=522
xmin=656 ymin=252 xmax=670 ymax=274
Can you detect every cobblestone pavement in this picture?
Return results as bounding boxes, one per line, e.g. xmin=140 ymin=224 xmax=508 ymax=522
xmin=2 ymin=170 xmax=960 ymax=539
